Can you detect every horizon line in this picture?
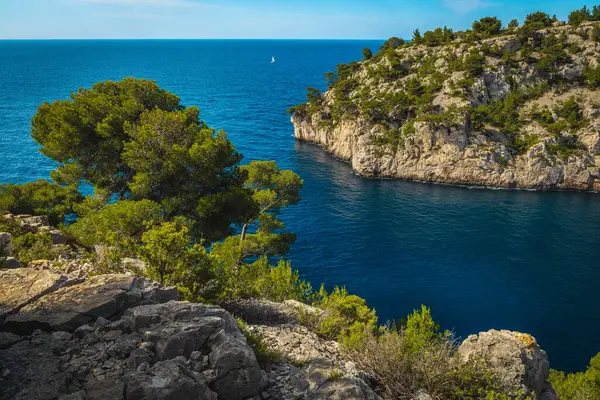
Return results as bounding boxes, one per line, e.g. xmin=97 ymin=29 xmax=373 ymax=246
xmin=0 ymin=37 xmax=389 ymax=41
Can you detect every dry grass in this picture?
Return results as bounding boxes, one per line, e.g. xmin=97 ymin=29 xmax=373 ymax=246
xmin=342 ymin=326 xmax=508 ymax=400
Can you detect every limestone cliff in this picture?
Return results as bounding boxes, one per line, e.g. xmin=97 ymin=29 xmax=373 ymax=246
xmin=291 ymin=22 xmax=600 ymax=191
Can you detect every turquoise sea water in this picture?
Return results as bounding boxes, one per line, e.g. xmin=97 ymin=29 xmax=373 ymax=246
xmin=1 ymin=40 xmax=599 ymax=372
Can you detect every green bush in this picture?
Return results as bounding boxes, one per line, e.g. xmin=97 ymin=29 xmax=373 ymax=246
xmin=343 ymin=305 xmax=524 ymax=399
xmin=422 ymin=27 xmax=454 ymax=47
xmin=585 ymin=64 xmax=600 ymax=88
xmin=0 ymin=180 xmax=82 ymax=225
xmin=513 ymin=135 xmax=541 ymax=154
xmin=12 ymin=232 xmax=70 ymax=265
xmin=139 ymin=218 xmax=212 ymax=293
xmin=592 ymin=24 xmax=600 ymax=42
xmin=521 ymin=11 xmax=553 ymax=34
xmin=472 ymin=17 xmax=502 ymax=38
xmin=310 ymin=286 xmax=378 ymax=346
xmin=463 ymin=51 xmax=486 ymax=76
xmin=68 ymin=199 xmax=163 ymax=250
xmin=549 ymin=352 xmax=600 ymax=399
xmin=554 ymin=96 xmax=587 ymax=131
xmin=210 ymin=251 xmax=313 ymax=304
xmin=569 ymin=6 xmax=591 ymax=26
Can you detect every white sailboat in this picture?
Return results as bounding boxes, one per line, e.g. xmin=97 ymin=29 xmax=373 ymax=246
xmin=271 ymin=56 xmax=275 ymax=64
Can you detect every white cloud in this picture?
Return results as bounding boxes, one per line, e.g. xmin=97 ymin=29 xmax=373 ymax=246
xmin=442 ymin=0 xmax=499 ymax=14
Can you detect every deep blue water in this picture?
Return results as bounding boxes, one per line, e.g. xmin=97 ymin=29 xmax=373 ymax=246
xmin=1 ymin=40 xmax=600 ymax=372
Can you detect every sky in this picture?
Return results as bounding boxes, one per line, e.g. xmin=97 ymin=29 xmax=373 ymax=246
xmin=0 ymin=0 xmax=594 ymax=39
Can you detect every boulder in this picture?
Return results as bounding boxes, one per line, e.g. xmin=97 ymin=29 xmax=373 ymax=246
xmin=20 ymin=215 xmax=49 ymax=229
xmin=124 ymin=301 xmax=262 ymax=399
xmin=457 ymin=330 xmax=557 ymax=399
xmin=2 ymin=272 xmax=178 ymax=335
xmin=2 ymin=257 xmax=21 ymax=269
xmin=50 ymin=230 xmax=67 ymax=245
xmin=0 ymin=268 xmax=73 ymax=320
xmin=1 ymin=299 xmax=262 ymax=400
xmin=126 ymin=358 xmax=218 ymax=399
xmin=0 ymin=232 xmax=12 ymax=256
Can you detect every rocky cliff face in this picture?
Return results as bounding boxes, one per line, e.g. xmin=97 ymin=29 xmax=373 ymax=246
xmin=0 ymin=269 xmax=380 ymax=400
xmin=0 ymin=268 xmax=559 ymax=400
xmin=292 ymin=23 xmax=600 ymax=191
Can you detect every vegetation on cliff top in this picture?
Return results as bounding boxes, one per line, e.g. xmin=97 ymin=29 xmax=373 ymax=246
xmin=1 ymin=76 xmax=599 ymax=398
xmin=289 ymin=5 xmax=600 ymax=162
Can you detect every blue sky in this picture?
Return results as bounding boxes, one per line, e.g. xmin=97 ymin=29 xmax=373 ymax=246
xmin=0 ymin=0 xmax=592 ymax=39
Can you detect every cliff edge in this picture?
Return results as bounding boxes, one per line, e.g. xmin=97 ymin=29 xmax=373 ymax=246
xmin=291 ymin=19 xmax=600 ymax=191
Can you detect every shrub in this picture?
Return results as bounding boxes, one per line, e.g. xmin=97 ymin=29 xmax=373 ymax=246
xmin=211 ymin=253 xmax=313 ymax=303
xmin=463 ymin=51 xmax=485 ymax=75
xmin=569 ymin=6 xmax=592 ymax=26
xmin=513 ymin=135 xmax=541 ymax=154
xmin=343 ymin=305 xmax=521 ymax=399
xmin=12 ymin=232 xmax=70 ymax=265
xmin=362 ymin=47 xmax=373 ymax=60
xmin=68 ymin=199 xmax=163 ymax=250
xmin=139 ymin=218 xmax=212 ymax=297
xmin=472 ymin=17 xmax=502 ymax=38
xmin=549 ymin=352 xmax=600 ymax=399
xmin=0 ymin=180 xmax=82 ymax=225
xmin=585 ymin=64 xmax=600 ymax=88
xmin=535 ymin=35 xmax=570 ymax=75
xmin=592 ymin=24 xmax=600 ymax=42
xmin=382 ymin=37 xmax=404 ymax=49
xmin=310 ymin=286 xmax=378 ymax=346
xmin=521 ymin=11 xmax=553 ymax=35
xmin=413 ymin=29 xmax=422 ymax=44
xmin=554 ymin=96 xmax=587 ymax=131
xmin=422 ymin=27 xmax=454 ymax=47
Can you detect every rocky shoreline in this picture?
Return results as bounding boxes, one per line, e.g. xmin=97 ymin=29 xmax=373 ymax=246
xmin=291 ymin=22 xmax=600 ymax=192
xmin=1 ymin=264 xmax=558 ymax=400
xmin=292 ymin=106 xmax=600 ymax=192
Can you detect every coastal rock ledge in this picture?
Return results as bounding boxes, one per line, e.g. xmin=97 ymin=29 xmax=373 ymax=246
xmin=290 ymin=22 xmax=600 ymax=191
xmin=0 ymin=268 xmax=557 ymax=399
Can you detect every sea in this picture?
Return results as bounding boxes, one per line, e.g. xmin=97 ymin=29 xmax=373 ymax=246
xmin=1 ymin=39 xmax=599 ymax=372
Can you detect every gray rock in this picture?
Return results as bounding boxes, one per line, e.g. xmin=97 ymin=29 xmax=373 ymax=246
xmin=457 ymin=330 xmax=557 ymax=399
xmin=58 ymin=391 xmax=87 ymax=400
xmin=0 ymin=232 xmax=13 ymax=256
xmin=209 ymin=330 xmax=263 ymax=399
xmin=50 ymin=230 xmax=67 ymax=245
xmin=73 ymin=324 xmax=94 ymax=339
xmin=93 ymin=317 xmax=111 ymax=330
xmin=127 ymin=348 xmax=153 ymax=369
xmin=2 ymin=257 xmax=21 ymax=269
xmin=1 ymin=299 xmax=261 ymax=400
xmin=125 ymin=359 xmax=218 ymax=400
xmin=20 ymin=215 xmax=49 ymax=228
xmin=415 ymin=389 xmax=432 ymax=400
xmin=3 ymin=274 xmax=177 ymax=335
xmin=0 ymin=332 xmax=23 ymax=349
xmin=0 ymin=268 xmax=73 ymax=320
xmin=125 ymin=301 xmax=262 ymax=399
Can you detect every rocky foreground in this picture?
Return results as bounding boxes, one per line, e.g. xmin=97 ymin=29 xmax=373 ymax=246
xmin=292 ymin=22 xmax=600 ymax=191
xmin=0 ymin=266 xmax=558 ymax=400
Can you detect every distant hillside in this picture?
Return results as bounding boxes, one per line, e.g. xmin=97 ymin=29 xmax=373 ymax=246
xmin=290 ymin=8 xmax=600 ymax=191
